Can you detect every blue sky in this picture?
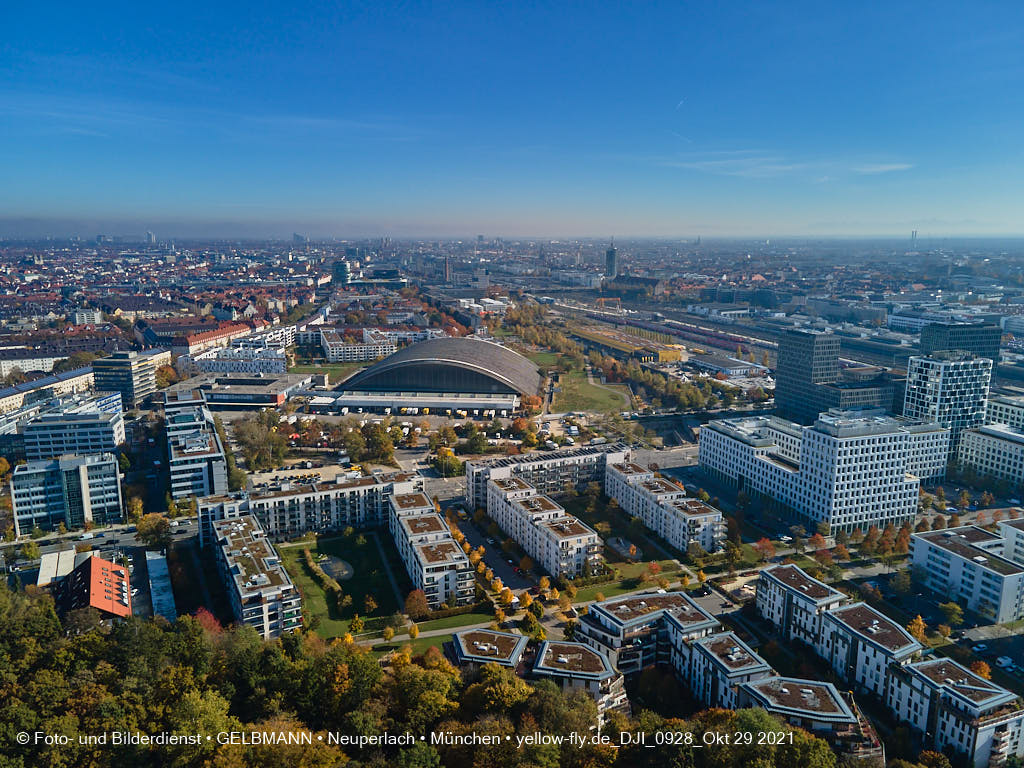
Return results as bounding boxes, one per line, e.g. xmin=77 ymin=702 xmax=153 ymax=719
xmin=2 ymin=1 xmax=1023 ymax=237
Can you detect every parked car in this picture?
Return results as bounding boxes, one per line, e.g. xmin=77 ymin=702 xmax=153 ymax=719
xmin=972 ymin=644 xmax=988 ymax=653
xmin=997 ymin=656 xmax=1014 ymax=668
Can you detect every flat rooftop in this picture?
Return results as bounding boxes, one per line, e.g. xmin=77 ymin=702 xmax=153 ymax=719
xmin=744 ymin=677 xmax=854 ymax=721
xmin=416 ymin=539 xmax=467 ymax=566
xmin=914 ymin=526 xmax=1023 ymax=576
xmin=595 ymin=591 xmax=713 ymax=626
xmin=639 ymin=477 xmax=684 ymax=496
xmin=402 ymin=513 xmax=447 ymax=536
xmin=827 ymin=603 xmax=919 ymax=653
xmin=611 ymin=462 xmax=650 ymax=476
xmin=467 ymin=442 xmax=628 ymax=470
xmin=697 ymin=632 xmax=770 ymax=673
xmin=535 ymin=641 xmax=612 ymax=676
xmin=910 ymin=659 xmax=1013 ymax=706
xmin=392 ymin=492 xmax=433 ymax=511
xmin=453 ymin=629 xmax=528 ymax=665
xmin=539 ymin=516 xmax=597 ymax=539
xmin=668 ymin=498 xmax=722 ymax=518
xmin=491 ymin=476 xmax=534 ymax=492
xmin=212 ymin=515 xmax=292 ymax=595
xmin=515 ymin=495 xmax=564 ymax=515
xmin=764 ymin=564 xmax=844 ymax=602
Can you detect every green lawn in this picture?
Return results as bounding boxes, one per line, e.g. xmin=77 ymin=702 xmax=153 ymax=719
xmin=369 ymin=634 xmax=451 ymax=657
xmin=573 ymin=559 xmax=679 ymax=603
xmin=417 ymin=610 xmax=494 ymax=633
xmin=524 ymin=351 xmax=562 ymax=369
xmin=554 ymin=369 xmax=627 ymax=414
xmin=279 ymin=532 xmax=403 ymax=638
xmin=289 ymin=361 xmax=367 ymax=383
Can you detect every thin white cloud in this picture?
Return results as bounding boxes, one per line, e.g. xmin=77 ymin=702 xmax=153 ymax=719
xmin=660 ymin=150 xmax=805 ymax=178
xmin=852 ymin=163 xmax=914 ymax=175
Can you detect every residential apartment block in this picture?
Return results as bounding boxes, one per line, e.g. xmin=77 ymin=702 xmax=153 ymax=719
xmin=165 ymin=399 xmax=228 ymax=500
xmin=689 ymin=631 xmax=773 ymax=710
xmin=604 ymin=461 xmax=725 ymax=553
xmin=197 ymin=470 xmax=419 ymax=545
xmin=737 ymin=677 xmax=859 ymax=737
xmin=12 ymin=453 xmax=123 ymax=535
xmin=576 ymin=591 xmax=719 ymax=674
xmin=320 ymin=329 xmax=396 ymax=362
xmin=486 ymin=477 xmax=601 ymax=578
xmin=910 ymin=524 xmax=1024 ymax=623
xmin=888 ymin=658 xmax=1024 ymax=768
xmin=211 ymin=515 xmax=302 ymax=639
xmin=699 ymin=410 xmax=948 ymax=534
xmin=465 ymin=443 xmax=628 ymax=511
xmin=178 ymin=345 xmax=288 ymax=375
xmin=389 ymin=492 xmax=474 ymax=608
xmin=756 ymin=564 xmax=846 ymax=647
xmin=531 ymin=640 xmax=629 ymax=716
xmin=958 ymin=424 xmax=1024 ymax=486
xmin=819 ymin=602 xmax=921 ymax=699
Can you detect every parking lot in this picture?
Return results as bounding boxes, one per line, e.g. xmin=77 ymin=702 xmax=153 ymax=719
xmin=449 ymin=507 xmax=532 ymax=592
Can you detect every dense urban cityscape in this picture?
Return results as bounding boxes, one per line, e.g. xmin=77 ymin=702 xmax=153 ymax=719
xmin=6 ymin=2 xmax=1024 ymax=767
xmin=1 ymin=235 xmax=1024 ymax=768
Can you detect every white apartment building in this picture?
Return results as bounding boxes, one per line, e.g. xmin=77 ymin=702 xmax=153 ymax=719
xmin=818 ymin=602 xmax=921 ymax=699
xmin=576 ymin=591 xmax=719 ymax=674
xmin=388 ymin=492 xmax=474 ymax=608
xmin=177 ymin=346 xmax=288 ymax=375
xmin=689 ymin=631 xmax=774 ymax=710
xmin=486 ymin=477 xmax=602 ymax=578
xmin=360 ymin=327 xmax=446 ymax=345
xmin=320 ymin=329 xmax=396 ymax=362
xmin=738 ymin=677 xmax=858 ymax=736
xmin=197 ymin=470 xmax=419 ymax=545
xmin=756 ymin=564 xmax=846 ymax=647
xmin=232 ymin=325 xmax=295 ymax=349
xmin=904 ymin=351 xmax=992 ymax=459
xmin=531 ymin=640 xmax=629 ymax=716
xmin=71 ymin=309 xmax=104 ymax=325
xmin=605 ymin=461 xmax=725 ymax=553
xmin=910 ymin=524 xmax=1024 ymax=623
xmin=165 ymin=404 xmax=228 ymax=500
xmin=888 ymin=658 xmax=1024 ymax=768
xmin=987 ymin=394 xmax=1024 ymax=431
xmin=211 ymin=515 xmax=302 ymax=639
xmin=958 ymin=424 xmax=1024 ymax=486
xmin=466 ymin=443 xmax=628 ymax=511
xmin=12 ymin=453 xmax=124 ymax=535
xmin=699 ymin=410 xmax=948 ymax=534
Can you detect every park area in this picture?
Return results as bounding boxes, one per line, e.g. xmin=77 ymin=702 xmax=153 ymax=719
xmin=279 ymin=530 xmax=407 ymax=638
xmin=524 ymin=350 xmax=629 ymax=413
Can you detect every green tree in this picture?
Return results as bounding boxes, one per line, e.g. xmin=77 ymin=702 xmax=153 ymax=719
xmin=20 ymin=540 xmax=40 ymax=560
xmin=939 ymin=601 xmax=964 ymax=627
xmin=136 ymin=513 xmax=172 ymax=548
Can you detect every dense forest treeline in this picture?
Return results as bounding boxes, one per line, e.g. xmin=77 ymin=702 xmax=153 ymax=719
xmin=0 ymin=582 xmax=846 ymax=768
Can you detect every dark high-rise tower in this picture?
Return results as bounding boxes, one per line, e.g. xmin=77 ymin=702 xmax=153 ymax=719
xmin=920 ymin=322 xmax=1001 ymax=362
xmin=605 ymin=243 xmax=619 ymax=278
xmin=775 ymin=330 xmax=841 ymax=423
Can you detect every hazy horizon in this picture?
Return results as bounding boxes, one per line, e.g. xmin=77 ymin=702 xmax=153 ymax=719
xmin=4 ymin=2 xmax=1024 ymax=238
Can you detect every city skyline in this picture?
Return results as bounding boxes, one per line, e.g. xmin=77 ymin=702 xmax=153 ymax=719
xmin=4 ymin=2 xmax=1024 ymax=237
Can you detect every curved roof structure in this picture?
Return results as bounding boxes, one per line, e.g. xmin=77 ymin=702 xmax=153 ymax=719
xmin=342 ymin=337 xmax=541 ymax=396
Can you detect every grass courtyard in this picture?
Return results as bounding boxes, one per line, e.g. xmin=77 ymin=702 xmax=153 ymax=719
xmin=288 ymin=361 xmax=367 ymax=383
xmin=279 ymin=531 xmax=403 ymax=638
